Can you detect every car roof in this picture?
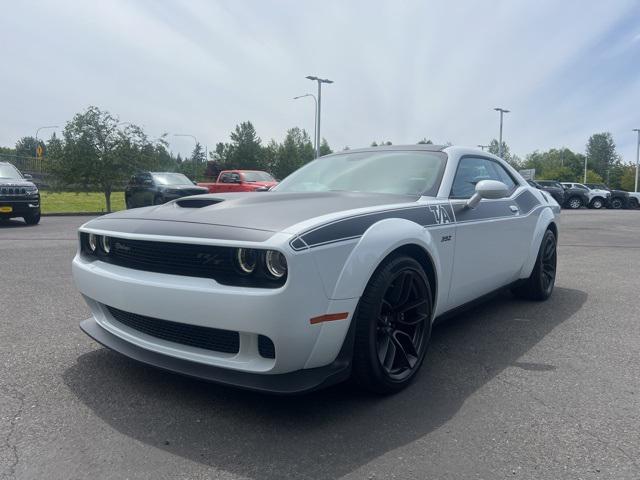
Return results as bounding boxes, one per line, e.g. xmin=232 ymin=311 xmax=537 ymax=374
xmin=325 ymin=144 xmax=448 ymax=156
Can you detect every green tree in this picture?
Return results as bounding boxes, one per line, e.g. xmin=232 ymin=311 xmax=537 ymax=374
xmin=218 ymin=121 xmax=264 ymax=170
xmin=55 ymin=106 xmax=153 ymax=212
xmin=585 ymin=170 xmax=604 ymax=183
xmin=417 ymin=138 xmax=433 ymax=144
xmin=271 ymin=128 xmax=314 ymax=179
xmin=620 ymin=165 xmax=637 ymax=191
xmin=319 ymin=138 xmax=333 ymax=156
xmin=586 ymin=132 xmax=618 ymax=179
xmin=523 ymin=148 xmax=585 ymax=181
xmin=45 ymin=132 xmax=64 ymax=160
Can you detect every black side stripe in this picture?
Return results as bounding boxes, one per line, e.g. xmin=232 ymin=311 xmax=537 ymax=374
xmin=290 ymin=204 xmax=454 ymax=251
xmin=289 ymin=191 xmax=543 ymax=251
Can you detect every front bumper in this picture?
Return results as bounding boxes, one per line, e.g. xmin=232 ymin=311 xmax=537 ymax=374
xmin=72 ymin=244 xmax=358 ymax=385
xmin=0 ymin=197 xmax=40 ymax=217
xmin=80 ymin=317 xmax=352 ymax=394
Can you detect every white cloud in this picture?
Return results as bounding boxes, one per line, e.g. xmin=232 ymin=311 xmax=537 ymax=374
xmin=1 ymin=0 xmax=639 ymax=163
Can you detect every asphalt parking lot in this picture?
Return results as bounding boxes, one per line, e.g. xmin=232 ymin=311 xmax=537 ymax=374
xmin=1 ymin=211 xmax=639 ymax=480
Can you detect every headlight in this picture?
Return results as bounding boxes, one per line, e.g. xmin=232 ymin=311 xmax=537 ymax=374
xmin=265 ymin=250 xmax=287 ymax=279
xmin=236 ymin=248 xmax=257 ymax=274
xmin=100 ymin=236 xmax=111 ymax=254
xmin=26 ymin=186 xmax=39 ymax=194
xmin=88 ymin=233 xmax=98 ymax=252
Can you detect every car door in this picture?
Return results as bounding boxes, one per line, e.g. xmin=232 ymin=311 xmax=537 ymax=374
xmin=128 ymin=174 xmax=145 ymax=208
xmin=448 ymin=156 xmax=534 ymax=308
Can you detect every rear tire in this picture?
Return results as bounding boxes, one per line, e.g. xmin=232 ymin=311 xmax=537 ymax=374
xmin=610 ymin=198 xmax=623 ymax=209
xmin=23 ymin=211 xmax=41 ymax=225
xmin=566 ymin=196 xmax=583 ymax=209
xmin=352 ymin=255 xmax=432 ymax=394
xmin=630 ymin=198 xmax=639 ymax=209
xmin=511 ymin=229 xmax=557 ymax=301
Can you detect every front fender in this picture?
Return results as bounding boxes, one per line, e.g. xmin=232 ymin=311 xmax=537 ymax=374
xmin=330 ymin=218 xmax=443 ymax=303
xmin=519 ymin=206 xmax=558 ymax=279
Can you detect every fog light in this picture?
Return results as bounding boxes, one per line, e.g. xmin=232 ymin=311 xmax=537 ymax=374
xmin=88 ymin=233 xmax=98 ymax=252
xmin=236 ymin=248 xmax=257 ymax=274
xmin=265 ymin=250 xmax=287 ymax=279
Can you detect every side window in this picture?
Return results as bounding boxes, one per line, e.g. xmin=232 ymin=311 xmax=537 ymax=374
xmin=450 ymin=157 xmax=517 ymax=199
xmin=220 ymin=173 xmax=231 ymax=183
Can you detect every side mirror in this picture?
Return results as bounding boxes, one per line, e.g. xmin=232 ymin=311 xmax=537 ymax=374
xmin=466 ymin=180 xmax=510 ymax=209
xmin=23 ymin=173 xmax=33 ymax=180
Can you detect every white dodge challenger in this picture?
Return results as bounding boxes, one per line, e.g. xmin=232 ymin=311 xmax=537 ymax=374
xmin=73 ymin=145 xmax=560 ymax=394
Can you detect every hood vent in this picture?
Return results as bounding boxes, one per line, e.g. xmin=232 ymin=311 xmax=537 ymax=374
xmin=176 ymin=198 xmax=224 ymax=208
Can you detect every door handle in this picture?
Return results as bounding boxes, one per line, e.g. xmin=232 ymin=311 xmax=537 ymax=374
xmin=509 ymin=205 xmax=519 ymax=214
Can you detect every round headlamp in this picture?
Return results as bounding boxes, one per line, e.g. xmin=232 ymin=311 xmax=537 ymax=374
xmin=236 ymin=248 xmax=257 ymax=274
xmin=100 ymin=236 xmax=111 ymax=254
xmin=88 ymin=233 xmax=98 ymax=252
xmin=265 ymin=250 xmax=287 ymax=279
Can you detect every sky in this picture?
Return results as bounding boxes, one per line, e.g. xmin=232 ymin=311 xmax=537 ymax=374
xmin=2 ymin=0 xmax=640 ymax=163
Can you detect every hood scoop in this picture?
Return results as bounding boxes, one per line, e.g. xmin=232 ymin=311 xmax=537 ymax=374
xmin=175 ymin=198 xmax=225 ymax=208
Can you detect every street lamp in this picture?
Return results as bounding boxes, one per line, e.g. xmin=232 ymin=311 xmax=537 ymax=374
xmin=35 ymin=125 xmax=59 ymax=157
xmin=493 ymin=107 xmax=510 ymax=158
xmin=294 ymin=93 xmax=318 ymax=153
xmin=173 ymin=134 xmax=198 ymax=178
xmin=583 ymin=154 xmax=588 ymax=184
xmin=306 ymin=75 xmax=333 ymax=158
xmin=477 ymin=144 xmax=489 ymax=151
xmin=633 ymin=129 xmax=640 ymax=192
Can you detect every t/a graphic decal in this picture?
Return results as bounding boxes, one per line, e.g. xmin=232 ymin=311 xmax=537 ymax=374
xmin=429 ymin=205 xmax=453 ymax=225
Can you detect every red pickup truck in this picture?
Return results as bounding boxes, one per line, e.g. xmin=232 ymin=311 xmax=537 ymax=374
xmin=198 ymin=170 xmax=278 ymax=193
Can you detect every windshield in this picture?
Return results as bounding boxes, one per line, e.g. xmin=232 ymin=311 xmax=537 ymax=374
xmin=274 ymin=150 xmax=447 ymax=196
xmin=243 ymin=171 xmax=275 ymax=182
xmin=0 ymin=163 xmax=22 ymax=179
xmin=152 ymin=173 xmax=192 ymax=185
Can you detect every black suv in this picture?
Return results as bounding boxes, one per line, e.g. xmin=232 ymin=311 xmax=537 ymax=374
xmin=125 ymin=172 xmax=208 ymax=209
xmin=527 ymin=180 xmax=565 ymax=205
xmin=536 ymin=180 xmax=588 ymax=209
xmin=0 ymin=162 xmax=41 ymax=225
xmin=585 ymin=183 xmax=629 ymax=209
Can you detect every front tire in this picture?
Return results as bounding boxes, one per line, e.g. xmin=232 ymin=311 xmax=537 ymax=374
xmin=352 ymin=255 xmax=432 ymax=394
xmin=590 ymin=197 xmax=604 ymax=209
xmin=512 ymin=229 xmax=557 ymax=301
xmin=610 ymin=198 xmax=623 ymax=209
xmin=630 ymin=198 xmax=639 ymax=209
xmin=24 ymin=210 xmax=41 ymax=225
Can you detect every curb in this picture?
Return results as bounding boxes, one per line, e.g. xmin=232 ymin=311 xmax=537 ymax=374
xmin=42 ymin=212 xmax=108 ymax=217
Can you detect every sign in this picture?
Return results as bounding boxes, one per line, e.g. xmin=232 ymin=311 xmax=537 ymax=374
xmin=36 ymin=145 xmax=43 ymax=158
xmin=519 ymin=168 xmax=535 ymax=180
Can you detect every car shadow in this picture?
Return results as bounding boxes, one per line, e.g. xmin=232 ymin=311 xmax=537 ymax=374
xmin=0 ymin=218 xmax=30 ymax=227
xmin=63 ymin=287 xmax=586 ymax=480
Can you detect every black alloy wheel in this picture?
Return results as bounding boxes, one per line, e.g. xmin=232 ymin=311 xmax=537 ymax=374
xmin=352 ymin=255 xmax=432 ymax=393
xmin=376 ymin=269 xmax=430 ymax=380
xmin=611 ymin=198 xmax=623 ymax=209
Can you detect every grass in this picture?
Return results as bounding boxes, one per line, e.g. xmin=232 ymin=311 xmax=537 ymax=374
xmin=40 ymin=191 xmax=125 ymax=214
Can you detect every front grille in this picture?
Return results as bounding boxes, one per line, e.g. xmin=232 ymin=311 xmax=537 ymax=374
xmin=258 ymin=335 xmax=275 ymax=359
xmin=106 ymin=306 xmax=240 ymax=354
xmin=79 ymin=234 xmax=286 ymax=288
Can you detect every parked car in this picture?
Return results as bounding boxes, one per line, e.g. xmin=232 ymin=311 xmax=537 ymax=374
xmin=628 ymin=192 xmax=640 ymax=209
xmin=0 ymin=162 xmax=41 ymax=225
xmin=585 ymin=183 xmax=629 ymax=209
xmin=73 ymin=145 xmax=560 ymax=394
xmin=561 ymin=182 xmax=610 ymax=209
xmin=198 ymin=170 xmax=277 ymax=193
xmin=124 ymin=172 xmax=208 ymax=209
xmin=537 ymin=180 xmax=588 ymax=209
xmin=527 ymin=179 xmax=565 ymax=205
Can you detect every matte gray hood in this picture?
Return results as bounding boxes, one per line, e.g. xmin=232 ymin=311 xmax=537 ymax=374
xmin=86 ymin=191 xmax=418 ymax=239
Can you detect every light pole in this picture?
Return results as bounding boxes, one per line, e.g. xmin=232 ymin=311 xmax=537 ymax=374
xmin=583 ymin=155 xmax=588 ymax=184
xmin=633 ymin=129 xmax=640 ymax=192
xmin=306 ymin=76 xmax=333 ymax=158
xmin=294 ymin=93 xmax=318 ymax=153
xmin=35 ymin=125 xmax=59 ymax=157
xmin=173 ymin=134 xmax=198 ymax=178
xmin=494 ymin=107 xmax=509 ymax=158
xmin=477 ymin=144 xmax=489 ymax=151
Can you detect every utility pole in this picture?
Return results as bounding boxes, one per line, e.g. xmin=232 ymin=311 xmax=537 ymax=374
xmin=306 ymin=76 xmax=333 ymax=158
xmin=583 ymin=155 xmax=588 ymax=184
xmin=634 ymin=129 xmax=640 ymax=192
xmin=494 ymin=107 xmax=510 ymax=158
